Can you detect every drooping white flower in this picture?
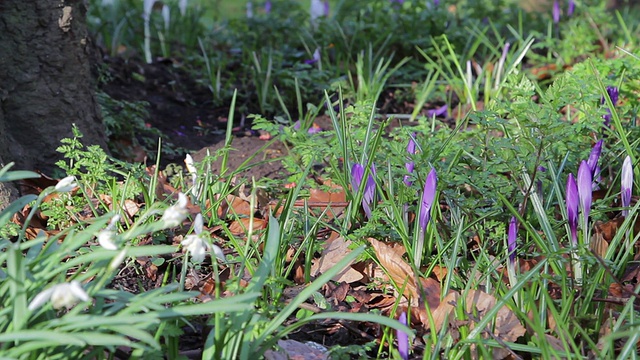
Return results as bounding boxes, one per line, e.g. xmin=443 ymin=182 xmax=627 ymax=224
xmin=97 ymin=230 xmax=118 ymax=250
xmin=161 ymin=193 xmax=189 ymax=228
xmin=310 ymin=0 xmax=324 ymax=23
xmin=55 ymin=176 xmax=77 ymax=193
xmin=28 ymin=280 xmax=90 ymax=311
xmin=96 ymin=214 xmax=121 ymax=250
xmin=179 ymin=0 xmax=188 ymax=15
xmin=143 ymin=0 xmax=157 ymax=21
xmin=162 ymin=4 xmax=171 ymax=32
xmin=181 ymin=234 xmax=208 ymax=263
xmin=246 ymin=1 xmax=254 ymax=18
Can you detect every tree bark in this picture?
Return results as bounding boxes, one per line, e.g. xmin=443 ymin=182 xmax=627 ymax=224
xmin=0 ymin=0 xmax=108 ymax=177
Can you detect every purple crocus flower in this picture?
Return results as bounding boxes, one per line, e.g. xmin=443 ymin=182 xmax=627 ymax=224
xmin=622 ymin=156 xmax=633 ymax=217
xmin=577 ymin=160 xmax=593 ymax=224
xmin=404 ymin=134 xmax=417 ymax=187
xmin=508 ymin=216 xmax=518 ymax=265
xmin=304 ymin=48 xmax=321 ymax=65
xmin=552 ymin=0 xmax=561 ymax=23
xmin=323 ymin=0 xmax=329 ymax=16
xmin=566 ymin=173 xmax=579 ymax=245
xmin=602 ymin=86 xmax=619 ymax=127
xmin=567 ymin=0 xmax=575 ymax=16
xmin=418 ymin=168 xmax=438 ymax=233
xmin=587 ymin=140 xmax=603 ymax=177
xmin=351 ymin=163 xmax=376 ymax=219
xmin=264 ymin=0 xmax=271 ymax=13
xmin=434 ymin=0 xmax=440 ymax=6
xmin=426 ymin=104 xmax=448 ymax=118
xmin=397 ymin=312 xmax=409 ymax=360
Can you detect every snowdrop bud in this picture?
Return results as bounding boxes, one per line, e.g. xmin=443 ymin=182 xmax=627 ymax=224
xmin=622 ymin=156 xmax=633 ymax=217
xmin=55 ymin=176 xmax=77 ymax=193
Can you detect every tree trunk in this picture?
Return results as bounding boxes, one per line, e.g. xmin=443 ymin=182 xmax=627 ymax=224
xmin=0 ymin=0 xmax=108 ymax=177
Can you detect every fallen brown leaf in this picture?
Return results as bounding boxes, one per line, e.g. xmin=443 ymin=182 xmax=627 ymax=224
xmin=368 ymin=237 xmax=419 ymax=306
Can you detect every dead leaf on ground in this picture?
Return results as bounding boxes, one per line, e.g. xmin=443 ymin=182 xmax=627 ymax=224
xmin=368 ymin=238 xmax=419 ymax=306
xmin=310 ymin=237 xmax=364 ymax=283
xmin=227 ymin=217 xmax=267 ymax=236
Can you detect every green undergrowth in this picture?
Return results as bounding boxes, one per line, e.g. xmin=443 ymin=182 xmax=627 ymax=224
xmin=3 ymin=0 xmax=640 ymax=358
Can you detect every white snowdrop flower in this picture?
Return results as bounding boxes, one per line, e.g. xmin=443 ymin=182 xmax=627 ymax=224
xmin=143 ymin=0 xmax=157 ymax=21
xmin=310 ymin=0 xmax=324 ymax=22
xmin=109 ymin=248 xmax=128 ymax=271
xmin=97 ymin=230 xmax=118 ymax=250
xmin=246 ymin=1 xmax=254 ymax=18
xmin=161 ymin=193 xmax=189 ymax=228
xmin=184 ymin=154 xmax=197 ymax=177
xmin=211 ymin=243 xmax=226 ymax=262
xmin=55 ymin=176 xmax=77 ymax=193
xmin=28 ymin=280 xmax=90 ymax=311
xmin=181 ymin=234 xmax=208 ymax=263
xmin=179 ymin=0 xmax=188 ymax=16
xmin=193 ymin=213 xmax=203 ymax=235
xmin=162 ymin=4 xmax=170 ymax=31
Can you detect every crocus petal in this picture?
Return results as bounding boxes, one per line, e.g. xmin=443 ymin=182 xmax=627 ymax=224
xmin=552 ymin=0 xmax=560 ymax=23
xmin=622 ymin=156 xmax=633 ymax=217
xmin=363 ymin=165 xmax=376 ymax=219
xmin=419 ymin=168 xmax=438 ymax=233
xmin=577 ymin=161 xmax=592 ymax=223
xmin=351 ymin=164 xmax=364 ymax=192
xmin=264 ymin=0 xmax=271 ymax=13
xmin=567 ymin=0 xmax=575 ymax=16
xmin=397 ymin=312 xmax=409 ymax=360
xmin=55 ymin=176 xmax=77 ymax=193
xmin=587 ymin=140 xmax=603 ymax=176
xmin=508 ymin=217 xmax=518 ymax=265
xmin=566 ymin=173 xmax=579 ymax=245
xmin=426 ymin=104 xmax=448 ymax=118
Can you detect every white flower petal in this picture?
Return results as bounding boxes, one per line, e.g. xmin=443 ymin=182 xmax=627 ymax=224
xmin=194 ymin=213 xmax=203 ymax=235
xmin=28 ymin=287 xmax=56 ymax=311
xmin=211 ymin=244 xmax=226 ymax=263
xmin=161 ymin=193 xmax=189 ymax=228
xmin=184 ymin=154 xmax=197 ymax=175
xmin=109 ymin=248 xmax=128 ymax=271
xmin=181 ymin=234 xmax=208 ymax=263
xmin=55 ymin=176 xmax=77 ymax=193
xmin=97 ymin=230 xmax=118 ymax=250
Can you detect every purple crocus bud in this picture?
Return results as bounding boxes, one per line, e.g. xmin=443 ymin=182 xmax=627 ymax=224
xmin=508 ymin=216 xmax=518 ymax=265
xmin=265 ymin=0 xmax=271 ymax=13
xmin=622 ymin=156 xmax=633 ymax=217
xmin=566 ymin=173 xmax=579 ymax=245
xmin=397 ymin=312 xmax=409 ymax=360
xmin=567 ymin=0 xmax=575 ymax=16
xmin=323 ymin=0 xmax=329 ymax=16
xmin=351 ymin=163 xmax=376 ymax=219
xmin=434 ymin=0 xmax=440 ymax=6
xmin=404 ymin=134 xmax=417 ymax=187
xmin=587 ymin=140 xmax=603 ymax=177
xmin=601 ymin=86 xmax=619 ymax=127
xmin=577 ymin=161 xmax=593 ymax=224
xmin=419 ymin=168 xmax=438 ymax=233
xmin=552 ymin=0 xmax=560 ymax=23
